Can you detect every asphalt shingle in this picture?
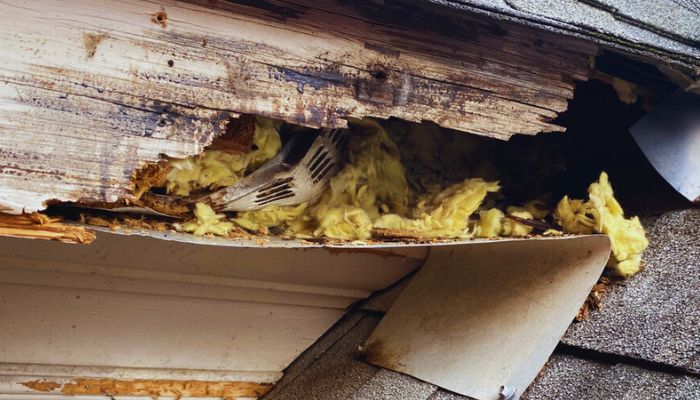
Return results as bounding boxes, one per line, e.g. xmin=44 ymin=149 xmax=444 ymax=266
xmin=589 ymin=0 xmax=700 ymax=43
xmin=265 ymin=312 xmax=443 ymax=400
xmin=523 ymin=353 xmax=700 ymax=400
xmin=349 ymin=369 xmax=438 ymax=400
xmin=264 ymin=314 xmax=382 ymax=400
xmin=563 ymin=209 xmax=700 ymax=372
xmin=423 ymin=0 xmax=700 ymax=68
xmin=264 ymin=311 xmax=367 ymax=397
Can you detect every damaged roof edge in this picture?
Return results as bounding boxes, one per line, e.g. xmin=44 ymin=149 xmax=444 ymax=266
xmin=419 ymin=0 xmax=700 ymax=73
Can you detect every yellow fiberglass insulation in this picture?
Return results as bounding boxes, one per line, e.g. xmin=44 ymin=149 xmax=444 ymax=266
xmin=285 ymin=119 xmax=410 ymax=240
xmin=207 ymin=119 xmax=500 ymax=241
xmin=165 ymin=116 xmax=646 ymax=276
xmin=510 ymin=200 xmax=550 ymax=220
xmin=474 ymin=208 xmax=504 ymax=238
xmin=165 ymin=117 xmax=282 ymax=196
xmin=474 ymin=206 xmax=542 ymax=238
xmin=175 ymin=202 xmax=235 ymax=236
xmin=374 ymin=178 xmax=500 ymax=239
xmin=502 ymin=210 xmax=534 ymax=237
xmin=233 ymin=203 xmax=308 ymax=233
xmin=555 ymin=172 xmax=648 ymax=276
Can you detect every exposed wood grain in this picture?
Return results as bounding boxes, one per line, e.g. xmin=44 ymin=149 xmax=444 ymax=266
xmin=0 ymin=212 xmax=95 ymax=244
xmin=21 ymin=378 xmax=273 ymax=398
xmin=0 ymin=0 xmax=596 ymax=213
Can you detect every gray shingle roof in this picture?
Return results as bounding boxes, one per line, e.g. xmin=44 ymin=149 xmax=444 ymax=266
xmin=563 ymin=209 xmax=700 ymax=373
xmin=523 ymin=353 xmax=700 ymax=400
xmin=423 ymin=0 xmax=700 ymax=69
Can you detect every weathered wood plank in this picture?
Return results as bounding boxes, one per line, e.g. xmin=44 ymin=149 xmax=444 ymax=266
xmin=0 ymin=0 xmax=596 ymax=212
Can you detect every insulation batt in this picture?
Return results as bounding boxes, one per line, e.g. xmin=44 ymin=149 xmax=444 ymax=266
xmin=287 ymin=118 xmax=410 ymax=240
xmin=234 ymin=203 xmax=308 ymax=233
xmin=175 ymin=202 xmax=235 ymax=236
xmin=168 ymin=118 xmax=648 ymax=277
xmin=474 ymin=208 xmax=505 ymax=237
xmin=555 ymin=172 xmax=649 ymax=276
xmin=164 ymin=117 xmax=281 ymax=196
xmin=373 ymin=178 xmax=500 ymax=238
xmin=502 ymin=210 xmax=534 ymax=236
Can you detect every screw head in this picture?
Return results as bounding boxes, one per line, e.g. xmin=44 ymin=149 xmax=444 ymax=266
xmin=499 ymin=385 xmax=516 ymax=400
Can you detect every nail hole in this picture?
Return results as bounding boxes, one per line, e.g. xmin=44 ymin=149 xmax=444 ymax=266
xmin=371 ymin=70 xmax=388 ymax=80
xmin=167 ymin=59 xmax=174 ymax=67
xmin=151 ymin=9 xmax=168 ymax=28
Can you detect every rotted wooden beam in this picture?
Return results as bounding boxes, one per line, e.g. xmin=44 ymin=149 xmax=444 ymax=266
xmin=0 ymin=0 xmax=596 ymax=213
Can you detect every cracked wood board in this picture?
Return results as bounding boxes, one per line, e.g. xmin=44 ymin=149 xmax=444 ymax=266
xmin=362 ymin=235 xmax=611 ymax=400
xmin=0 ymin=0 xmax=595 ymax=214
xmin=0 ymin=212 xmax=95 ymax=244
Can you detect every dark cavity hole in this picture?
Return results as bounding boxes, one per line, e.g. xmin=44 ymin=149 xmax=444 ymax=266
xmin=371 ymin=70 xmax=388 ymax=80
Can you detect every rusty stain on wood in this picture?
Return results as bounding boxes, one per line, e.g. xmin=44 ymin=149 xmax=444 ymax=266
xmin=21 ymin=378 xmax=272 ymax=398
xmin=82 ymin=32 xmax=106 ymax=58
xmin=20 ymin=380 xmax=61 ymax=392
xmin=151 ymin=8 xmax=167 ymax=28
xmin=0 ymin=212 xmax=95 ymax=244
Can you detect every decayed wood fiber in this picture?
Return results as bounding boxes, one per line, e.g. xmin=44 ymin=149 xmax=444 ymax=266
xmin=0 ymin=0 xmax=596 ymax=214
xmin=0 ymin=212 xmax=95 ymax=244
xmin=21 ymin=378 xmax=272 ymax=398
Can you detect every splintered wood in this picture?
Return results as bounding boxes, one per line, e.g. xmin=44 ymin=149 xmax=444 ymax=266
xmin=0 ymin=212 xmax=95 ymax=244
xmin=0 ymin=0 xmax=596 ymax=213
xmin=21 ymin=378 xmax=272 ymax=398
